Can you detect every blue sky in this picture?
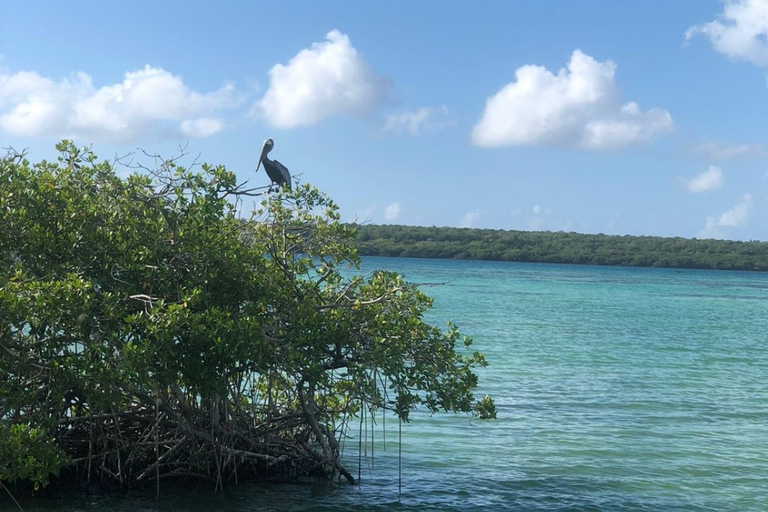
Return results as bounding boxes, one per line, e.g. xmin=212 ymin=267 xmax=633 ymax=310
xmin=2 ymin=1 xmax=768 ymax=240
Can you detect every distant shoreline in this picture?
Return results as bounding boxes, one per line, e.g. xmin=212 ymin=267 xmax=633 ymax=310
xmin=351 ymin=224 xmax=768 ymax=272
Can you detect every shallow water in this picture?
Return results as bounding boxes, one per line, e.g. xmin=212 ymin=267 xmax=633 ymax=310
xmin=12 ymin=258 xmax=768 ymax=511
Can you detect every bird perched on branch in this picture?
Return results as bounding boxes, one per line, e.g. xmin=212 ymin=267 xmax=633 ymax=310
xmin=256 ymin=138 xmax=292 ymax=191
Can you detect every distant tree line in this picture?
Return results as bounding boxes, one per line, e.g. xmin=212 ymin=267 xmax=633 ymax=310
xmin=351 ymin=224 xmax=768 ymax=271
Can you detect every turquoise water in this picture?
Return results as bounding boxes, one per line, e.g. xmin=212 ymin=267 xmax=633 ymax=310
xmin=13 ymin=257 xmax=768 ymax=511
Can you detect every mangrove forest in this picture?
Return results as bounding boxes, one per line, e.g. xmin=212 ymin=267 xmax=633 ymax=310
xmin=0 ymin=142 xmax=493 ymax=501
xmin=352 ymin=224 xmax=768 ymax=271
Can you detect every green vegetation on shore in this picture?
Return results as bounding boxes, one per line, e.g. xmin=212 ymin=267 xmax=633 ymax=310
xmin=352 ymin=224 xmax=768 ymax=271
xmin=0 ymin=143 xmax=492 ymax=498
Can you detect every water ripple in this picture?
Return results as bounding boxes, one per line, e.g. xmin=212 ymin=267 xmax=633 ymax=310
xmin=19 ymin=259 xmax=768 ymax=511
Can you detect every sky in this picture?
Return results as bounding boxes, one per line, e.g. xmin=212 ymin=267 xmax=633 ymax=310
xmin=2 ymin=0 xmax=768 ymax=241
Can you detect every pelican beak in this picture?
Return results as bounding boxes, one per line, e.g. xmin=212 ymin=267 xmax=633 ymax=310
xmin=255 ymin=144 xmax=268 ymax=173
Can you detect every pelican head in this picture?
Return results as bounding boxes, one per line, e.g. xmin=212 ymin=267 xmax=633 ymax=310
xmin=256 ymin=138 xmax=274 ymax=173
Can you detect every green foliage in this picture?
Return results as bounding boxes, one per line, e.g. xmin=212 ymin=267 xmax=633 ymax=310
xmin=0 ymin=424 xmax=66 ymax=491
xmin=352 ymin=224 xmax=768 ymax=271
xmin=246 ymin=186 xmax=491 ymax=422
xmin=0 ymin=142 xmax=492 ymax=491
xmin=475 ymin=395 xmax=497 ymax=420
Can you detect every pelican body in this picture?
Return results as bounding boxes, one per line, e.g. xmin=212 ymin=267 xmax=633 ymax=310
xmin=256 ymin=138 xmax=291 ymax=190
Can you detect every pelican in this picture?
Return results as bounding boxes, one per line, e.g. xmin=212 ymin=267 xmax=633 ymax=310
xmin=256 ymin=138 xmax=292 ymax=191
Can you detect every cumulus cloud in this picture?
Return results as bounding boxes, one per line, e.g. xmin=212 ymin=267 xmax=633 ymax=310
xmin=383 ymin=105 xmax=454 ymax=136
xmin=718 ymin=194 xmax=753 ymax=226
xmin=384 ymin=202 xmax=401 ymax=221
xmin=459 ymin=210 xmax=482 ymax=228
xmin=255 ymin=30 xmax=389 ymax=128
xmin=471 ymin=50 xmax=673 ymax=150
xmin=0 ymin=65 xmax=240 ymax=143
xmin=686 ymin=0 xmax=768 ymax=66
xmin=685 ymin=166 xmax=724 ymax=193
xmin=700 ymin=193 xmax=753 ymax=238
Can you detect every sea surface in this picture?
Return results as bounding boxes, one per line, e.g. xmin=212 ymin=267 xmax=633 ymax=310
xmin=13 ymin=257 xmax=768 ymax=511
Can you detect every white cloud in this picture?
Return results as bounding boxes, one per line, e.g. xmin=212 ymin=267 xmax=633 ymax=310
xmin=686 ymin=0 xmax=768 ymax=66
xmin=180 ymin=118 xmax=225 ymax=138
xmin=532 ymin=204 xmax=553 ymax=216
xmin=384 ymin=108 xmax=430 ymax=135
xmin=700 ymin=193 xmax=753 ymax=238
xmin=0 ymin=65 xmax=240 ymax=143
xmin=383 ymin=105 xmax=454 ymax=136
xmin=471 ymin=50 xmax=673 ymax=150
xmin=459 ymin=210 xmax=481 ymax=228
xmin=685 ymin=166 xmax=724 ymax=193
xmin=529 ymin=204 xmax=559 ymax=230
xmin=718 ymin=194 xmax=753 ymax=226
xmin=383 ymin=202 xmax=401 ymax=221
xmin=358 ymin=205 xmax=376 ymax=221
xmin=255 ymin=30 xmax=389 ymax=128
xmin=691 ymin=140 xmax=759 ymax=160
